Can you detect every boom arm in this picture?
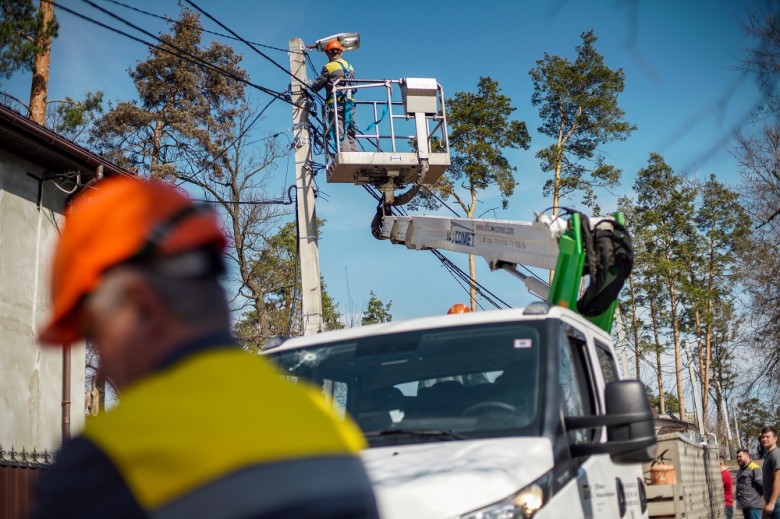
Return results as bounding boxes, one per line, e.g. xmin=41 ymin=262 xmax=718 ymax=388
xmin=380 ymin=214 xmax=566 ymax=298
xmin=379 ymin=212 xmax=629 ymax=333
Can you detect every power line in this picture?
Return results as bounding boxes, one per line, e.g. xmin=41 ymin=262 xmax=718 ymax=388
xmin=182 ymin=1 xmax=302 ymax=89
xmin=78 ymin=0 xmax=289 ymax=101
xmin=181 ymin=0 xmax=328 ymax=105
xmin=54 ymin=1 xmax=291 ymax=104
xmin=182 ymin=94 xmax=284 ymax=186
xmin=361 ymin=184 xmax=511 ymax=310
xmin=196 ymin=196 xmax=293 ymax=206
xmin=57 ymin=1 xmax=505 ymax=311
xmin=103 ymin=0 xmax=289 ymax=53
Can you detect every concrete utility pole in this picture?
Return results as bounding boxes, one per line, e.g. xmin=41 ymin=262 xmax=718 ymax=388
xmin=613 ymin=307 xmax=632 ymax=379
xmin=289 ymin=38 xmax=323 ymax=335
xmin=684 ymin=341 xmax=705 ymax=436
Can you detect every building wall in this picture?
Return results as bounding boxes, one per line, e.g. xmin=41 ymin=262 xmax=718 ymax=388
xmin=0 ymin=148 xmax=86 ymax=453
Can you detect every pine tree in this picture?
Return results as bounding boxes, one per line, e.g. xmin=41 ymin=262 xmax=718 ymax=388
xmin=693 ymin=175 xmax=750 ymax=424
xmin=361 ymin=291 xmax=392 ymax=325
xmin=0 ymin=0 xmax=57 ymax=81
xmin=234 ymin=221 xmax=343 ymax=351
xmin=529 ymin=30 xmax=635 ymax=215
xmin=90 ymin=9 xmax=246 ymax=181
xmin=633 ymin=153 xmax=696 ymax=423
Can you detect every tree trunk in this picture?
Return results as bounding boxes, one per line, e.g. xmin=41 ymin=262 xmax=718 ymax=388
xmin=548 ymin=117 xmax=570 ymax=284
xmin=714 ymin=381 xmax=723 ymax=443
xmin=28 ymin=0 xmax=55 ymax=124
xmin=97 ymin=372 xmax=106 ymax=415
xmin=665 ymin=263 xmax=686 ymax=422
xmin=649 ymin=299 xmax=666 ymax=415
xmin=703 ymin=234 xmax=716 ymax=433
xmin=628 ymin=274 xmax=641 ymax=379
xmin=694 ymin=306 xmax=706 ymax=425
xmin=467 ymin=184 xmax=478 ymax=311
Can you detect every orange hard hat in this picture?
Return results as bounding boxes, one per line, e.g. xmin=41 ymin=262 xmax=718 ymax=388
xmin=447 ymin=303 xmax=472 ymax=314
xmin=38 ymin=176 xmax=227 ymax=345
xmin=325 ymin=39 xmax=343 ymax=52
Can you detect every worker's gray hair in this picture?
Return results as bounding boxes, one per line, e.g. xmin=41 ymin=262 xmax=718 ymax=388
xmin=141 ymin=267 xmax=229 ymax=327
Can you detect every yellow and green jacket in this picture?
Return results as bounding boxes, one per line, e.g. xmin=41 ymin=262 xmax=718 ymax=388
xmin=310 ymin=58 xmax=354 ymax=105
xmin=31 ymin=336 xmax=378 ymax=519
xmin=736 ymin=460 xmax=764 ymax=510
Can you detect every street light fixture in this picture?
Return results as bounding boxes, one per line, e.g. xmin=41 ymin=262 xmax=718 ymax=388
xmin=309 ymin=32 xmax=360 ymax=52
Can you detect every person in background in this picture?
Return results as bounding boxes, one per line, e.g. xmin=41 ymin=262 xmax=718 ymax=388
xmin=309 ymin=39 xmax=359 ymax=152
xmin=761 ymin=426 xmax=780 ymax=519
xmin=735 ymin=448 xmax=763 ymax=519
xmin=722 ymin=456 xmax=734 ymax=519
xmin=29 ymin=176 xmax=378 ymax=519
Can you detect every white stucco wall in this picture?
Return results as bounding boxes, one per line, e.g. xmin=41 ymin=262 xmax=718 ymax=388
xmin=0 ymin=148 xmax=86 ymax=453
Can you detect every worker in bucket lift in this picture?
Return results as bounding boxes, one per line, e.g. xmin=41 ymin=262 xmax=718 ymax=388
xmin=309 ymin=39 xmax=359 ymax=152
xmin=29 ymin=177 xmax=378 ymax=519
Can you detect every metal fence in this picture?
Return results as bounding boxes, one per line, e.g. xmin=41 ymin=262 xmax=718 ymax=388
xmin=0 ymin=447 xmax=53 ymax=519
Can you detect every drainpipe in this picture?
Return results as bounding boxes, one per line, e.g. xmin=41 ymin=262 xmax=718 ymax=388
xmin=62 ymin=344 xmax=70 ymax=442
xmin=60 ymin=164 xmax=106 ymax=442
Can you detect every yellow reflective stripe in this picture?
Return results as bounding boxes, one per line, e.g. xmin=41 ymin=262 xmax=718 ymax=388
xmin=324 ymin=59 xmax=352 ymax=76
xmin=85 ymin=348 xmax=365 ymax=509
xmin=323 ymin=59 xmax=353 ymax=106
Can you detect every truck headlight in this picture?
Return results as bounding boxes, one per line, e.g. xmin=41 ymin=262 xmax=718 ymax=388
xmin=459 ymin=473 xmax=550 ymax=519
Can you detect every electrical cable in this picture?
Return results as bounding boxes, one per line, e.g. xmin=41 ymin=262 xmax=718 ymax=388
xmin=57 ymin=1 xmax=291 ymax=104
xmin=183 ymin=92 xmax=281 ymax=185
xmin=183 ymin=0 xmax=292 ymax=78
xmin=362 ymin=184 xmax=510 ymax=310
xmin=421 ymin=185 xmax=461 ymax=217
xmin=103 ymin=0 xmax=290 ymax=53
xmin=58 ymin=1 xmax=508 ymax=313
xmin=70 ymin=0 xmax=331 ymax=153
xmin=413 ymin=186 xmax=547 ymax=285
xmin=58 ymin=1 xmax=303 ymax=191
xmin=182 ymin=0 xmax=325 ymax=104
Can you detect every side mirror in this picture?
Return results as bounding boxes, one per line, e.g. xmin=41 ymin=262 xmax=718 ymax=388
xmin=565 ymin=380 xmax=657 ymax=463
xmin=604 ymin=380 xmax=657 ymax=464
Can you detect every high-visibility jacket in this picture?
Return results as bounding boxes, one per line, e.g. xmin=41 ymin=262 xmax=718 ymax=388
xmin=30 ymin=339 xmax=378 ymax=519
xmin=736 ymin=461 xmax=764 ymax=509
xmin=310 ymin=58 xmax=354 ymax=106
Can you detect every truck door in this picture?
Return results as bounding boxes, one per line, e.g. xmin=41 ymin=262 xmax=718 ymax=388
xmin=589 ymin=339 xmax=648 ymax=518
xmin=550 ymin=325 xmax=647 ymax=519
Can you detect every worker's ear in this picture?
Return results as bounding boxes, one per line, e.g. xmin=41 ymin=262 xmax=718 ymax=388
xmin=123 ymin=274 xmax=167 ymax=330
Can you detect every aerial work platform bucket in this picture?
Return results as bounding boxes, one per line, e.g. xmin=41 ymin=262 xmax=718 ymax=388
xmin=323 ymin=78 xmax=450 ymax=203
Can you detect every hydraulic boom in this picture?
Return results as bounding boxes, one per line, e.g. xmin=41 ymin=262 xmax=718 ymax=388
xmin=378 ymin=211 xmax=632 ymax=333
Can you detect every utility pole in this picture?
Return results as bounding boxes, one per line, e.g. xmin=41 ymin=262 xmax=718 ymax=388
xmin=289 ymin=38 xmax=323 ymax=335
xmin=613 ymin=307 xmax=632 ymax=379
xmin=684 ymin=341 xmax=705 ymax=436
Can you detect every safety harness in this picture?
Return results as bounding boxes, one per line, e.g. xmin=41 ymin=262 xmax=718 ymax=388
xmin=325 ymin=59 xmax=356 ymax=145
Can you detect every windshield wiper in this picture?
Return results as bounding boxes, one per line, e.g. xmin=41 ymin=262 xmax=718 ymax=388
xmin=364 ymin=428 xmax=465 ymax=441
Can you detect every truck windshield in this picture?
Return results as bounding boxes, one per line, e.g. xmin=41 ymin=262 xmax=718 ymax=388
xmin=267 ymin=322 xmax=544 ymax=447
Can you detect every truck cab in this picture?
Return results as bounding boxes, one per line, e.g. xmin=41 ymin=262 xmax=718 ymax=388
xmin=264 ymin=303 xmax=655 ymax=518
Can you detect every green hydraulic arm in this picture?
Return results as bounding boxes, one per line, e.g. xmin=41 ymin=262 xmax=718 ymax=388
xmin=547 ymin=212 xmax=626 ymax=333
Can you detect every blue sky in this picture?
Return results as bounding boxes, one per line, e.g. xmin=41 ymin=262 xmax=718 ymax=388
xmin=3 ymin=0 xmax=766 ymax=322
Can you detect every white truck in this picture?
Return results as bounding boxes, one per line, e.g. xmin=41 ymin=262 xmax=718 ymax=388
xmin=263 ymin=211 xmax=658 ymax=518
